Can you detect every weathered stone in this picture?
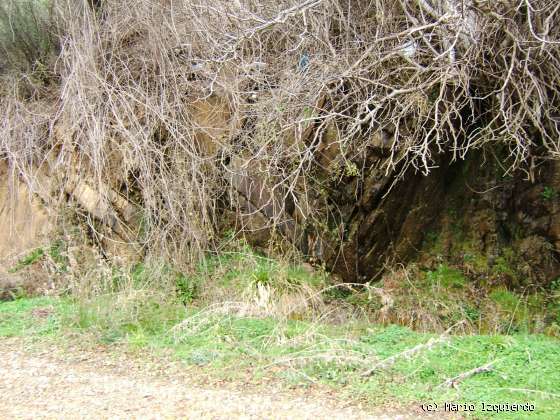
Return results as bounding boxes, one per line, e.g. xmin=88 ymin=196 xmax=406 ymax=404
xmin=0 ymin=273 xmax=25 ymax=301
xmin=0 ymin=163 xmax=53 ymax=271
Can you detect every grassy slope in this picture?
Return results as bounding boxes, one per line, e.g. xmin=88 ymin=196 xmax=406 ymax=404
xmin=1 ymin=296 xmax=559 ymax=419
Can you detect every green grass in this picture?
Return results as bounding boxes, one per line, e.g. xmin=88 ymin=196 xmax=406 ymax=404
xmin=9 ymin=247 xmax=45 ymax=273
xmin=0 ymin=296 xmax=68 ymax=337
xmin=1 ymin=295 xmax=559 ymax=418
xmin=378 ymin=262 xmax=558 ymax=334
xmin=8 ymin=241 xmax=69 ymax=274
xmin=542 ymin=186 xmax=556 ymax=201
xmin=189 ymin=245 xmax=327 ymax=292
xmin=426 ymin=264 xmax=467 ymax=289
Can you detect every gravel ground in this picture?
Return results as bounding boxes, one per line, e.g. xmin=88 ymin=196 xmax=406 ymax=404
xmin=0 ymin=338 xmax=422 ymax=420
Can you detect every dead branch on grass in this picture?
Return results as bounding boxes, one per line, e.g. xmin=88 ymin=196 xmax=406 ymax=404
xmin=361 ymin=320 xmax=466 ymax=377
xmin=439 ymin=360 xmax=497 ymax=388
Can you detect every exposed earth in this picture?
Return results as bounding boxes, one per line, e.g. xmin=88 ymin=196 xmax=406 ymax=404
xmin=0 ymin=338 xmax=432 ymax=420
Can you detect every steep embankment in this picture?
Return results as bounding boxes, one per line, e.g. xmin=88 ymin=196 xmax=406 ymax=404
xmin=1 ymin=1 xmax=560 ymax=298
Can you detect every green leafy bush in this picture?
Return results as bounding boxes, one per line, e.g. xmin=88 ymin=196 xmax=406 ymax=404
xmin=175 ymin=273 xmax=199 ymax=304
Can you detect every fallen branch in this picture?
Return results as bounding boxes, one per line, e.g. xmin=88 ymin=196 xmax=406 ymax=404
xmin=361 ymin=321 xmax=465 ymax=377
xmin=439 ymin=360 xmax=497 ymax=389
xmin=361 ymin=336 xmax=447 ymax=377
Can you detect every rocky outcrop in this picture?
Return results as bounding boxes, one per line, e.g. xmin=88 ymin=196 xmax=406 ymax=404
xmin=2 ymin=97 xmax=559 ymax=290
xmin=220 ymin=140 xmax=560 ymax=287
xmin=0 ymin=162 xmax=52 ymax=271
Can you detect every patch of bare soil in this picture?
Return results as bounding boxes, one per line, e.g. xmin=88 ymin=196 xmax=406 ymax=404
xmin=0 ymin=338 xmax=431 ymax=419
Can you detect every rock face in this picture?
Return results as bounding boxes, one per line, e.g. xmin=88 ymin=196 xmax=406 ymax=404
xmin=302 ymin=149 xmax=560 ymax=287
xmin=223 ymin=141 xmax=560 ymax=287
xmin=0 ymin=163 xmax=52 ymax=272
xmin=0 ymin=272 xmax=26 ymax=301
xmin=168 ymin=91 xmax=560 ymax=287
xmin=2 ymin=93 xmax=559 ymax=291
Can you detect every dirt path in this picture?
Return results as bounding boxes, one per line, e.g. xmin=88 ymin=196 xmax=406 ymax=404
xmin=0 ymin=338 xmax=416 ymax=419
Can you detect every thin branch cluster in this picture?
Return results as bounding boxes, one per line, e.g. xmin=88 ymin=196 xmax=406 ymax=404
xmin=1 ymin=0 xmax=559 ymax=262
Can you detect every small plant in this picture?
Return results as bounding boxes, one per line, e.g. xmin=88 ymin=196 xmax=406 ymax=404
xmin=345 ymin=289 xmax=383 ymax=312
xmin=492 ymin=256 xmax=516 ymax=277
xmin=175 ymin=273 xmax=199 ymax=304
xmin=463 ymin=304 xmax=480 ymax=322
xmin=551 ymin=277 xmax=560 ymax=292
xmin=47 ymin=240 xmax=69 ymax=273
xmin=426 ymin=264 xmax=467 ymax=289
xmin=424 ymin=231 xmax=439 ymax=245
xmin=542 ymin=186 xmax=556 ymax=201
xmin=250 ymin=265 xmax=273 ymax=288
xmin=9 ymin=247 xmax=45 ymax=273
xmin=344 ymin=161 xmax=360 ymax=177
xmin=489 ymin=288 xmax=519 ymax=311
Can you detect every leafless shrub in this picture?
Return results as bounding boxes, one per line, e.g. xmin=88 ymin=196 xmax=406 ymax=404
xmin=1 ymin=0 xmax=560 ymax=265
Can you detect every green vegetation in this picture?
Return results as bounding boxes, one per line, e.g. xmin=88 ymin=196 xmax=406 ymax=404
xmin=374 ymin=263 xmax=558 ymax=335
xmin=0 ymin=1 xmax=559 ymax=417
xmin=9 ymin=240 xmax=69 ymax=274
xmin=183 ymin=243 xmax=328 ymax=306
xmin=1 ymin=294 xmax=559 ymax=419
xmin=0 ymin=296 xmax=65 ymax=337
xmin=9 ymin=247 xmax=45 ymax=272
xmin=542 ymin=186 xmax=556 ymax=201
xmin=1 ymin=241 xmax=559 ymax=417
xmin=426 ymin=264 xmax=467 ymax=289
